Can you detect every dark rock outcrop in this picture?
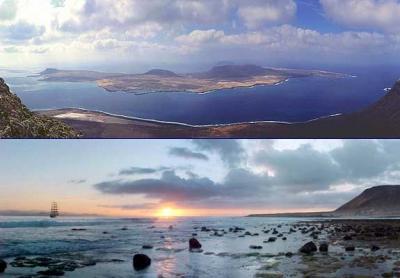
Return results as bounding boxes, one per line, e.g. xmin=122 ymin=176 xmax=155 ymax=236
xmin=133 ymin=254 xmax=151 ymax=271
xmin=0 ymin=78 xmax=79 ymax=138
xmin=189 ymin=238 xmax=202 ymax=250
xmin=299 ymin=242 xmax=317 ymax=254
xmin=0 ymin=259 xmax=7 ymax=273
xmin=319 ymin=242 xmax=329 ymax=252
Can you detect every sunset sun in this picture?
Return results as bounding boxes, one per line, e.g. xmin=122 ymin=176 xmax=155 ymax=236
xmin=159 ymin=208 xmax=175 ymax=218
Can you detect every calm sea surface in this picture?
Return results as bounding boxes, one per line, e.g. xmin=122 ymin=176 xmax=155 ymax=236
xmin=2 ymin=67 xmax=400 ymax=125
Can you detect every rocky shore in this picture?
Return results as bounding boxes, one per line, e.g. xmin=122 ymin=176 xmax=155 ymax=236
xmin=2 ymin=219 xmax=400 ymax=277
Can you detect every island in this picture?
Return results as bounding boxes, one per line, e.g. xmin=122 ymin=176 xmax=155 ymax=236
xmin=36 ymin=79 xmax=400 ymax=138
xmin=37 ymin=64 xmax=349 ymax=94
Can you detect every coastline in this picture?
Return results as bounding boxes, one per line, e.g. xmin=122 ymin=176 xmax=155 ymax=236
xmin=2 ymin=217 xmax=400 ymax=277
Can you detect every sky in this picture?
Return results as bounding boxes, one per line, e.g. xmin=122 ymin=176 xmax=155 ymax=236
xmin=0 ymin=0 xmax=400 ymax=71
xmin=2 ymin=139 xmax=400 ymax=217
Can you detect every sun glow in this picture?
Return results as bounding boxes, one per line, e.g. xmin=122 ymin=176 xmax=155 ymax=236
xmin=159 ymin=207 xmax=175 ymax=218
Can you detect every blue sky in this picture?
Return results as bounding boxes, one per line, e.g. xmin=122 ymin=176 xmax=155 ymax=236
xmin=2 ymin=139 xmax=400 ymax=216
xmin=0 ymin=0 xmax=400 ymax=70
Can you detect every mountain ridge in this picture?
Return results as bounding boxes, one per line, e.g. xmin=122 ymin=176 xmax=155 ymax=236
xmin=248 ymin=185 xmax=400 ymax=218
xmin=0 ymin=77 xmax=79 ymax=138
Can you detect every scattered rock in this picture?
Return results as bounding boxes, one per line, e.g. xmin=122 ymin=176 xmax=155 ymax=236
xmin=345 ymin=246 xmax=355 ymax=252
xmin=319 ymin=242 xmax=329 ymax=252
xmin=38 ymin=268 xmax=65 ymax=276
xmin=249 ymin=245 xmax=263 ymax=250
xmin=343 ymin=235 xmax=352 ymax=241
xmin=371 ymin=245 xmax=381 ymax=252
xmin=0 ymin=259 xmax=7 ymax=273
xmin=285 ymin=252 xmax=293 ymax=258
xmin=299 ymin=242 xmax=317 ymax=254
xmin=189 ymin=238 xmax=202 ymax=250
xmin=133 ymin=254 xmax=151 ymax=271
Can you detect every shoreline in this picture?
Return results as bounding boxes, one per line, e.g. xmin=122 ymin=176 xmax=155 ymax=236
xmin=2 ymin=218 xmax=400 ymax=277
xmin=36 ymin=107 xmax=344 ymax=128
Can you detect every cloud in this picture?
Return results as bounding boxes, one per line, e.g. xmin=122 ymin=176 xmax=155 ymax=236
xmin=56 ymin=0 xmax=231 ymax=33
xmin=254 ymin=144 xmax=341 ymax=192
xmin=95 ymin=170 xmax=221 ymax=202
xmin=169 ymin=147 xmax=209 ymax=161
xmin=1 ymin=21 xmax=45 ymax=41
xmin=0 ymin=0 xmax=17 ymax=21
xmin=176 ymin=29 xmax=225 ymax=45
xmin=237 ymin=0 xmax=297 ymax=29
xmin=118 ymin=166 xmax=170 ymax=176
xmin=98 ymin=203 xmax=159 ymax=210
xmin=321 ymin=0 xmax=400 ymax=33
xmin=93 ymin=140 xmax=400 ymax=211
xmin=68 ymin=179 xmax=87 ymax=184
xmin=192 ymin=140 xmax=246 ymax=168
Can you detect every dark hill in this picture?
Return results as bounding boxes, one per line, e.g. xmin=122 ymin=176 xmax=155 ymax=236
xmin=197 ymin=64 xmax=280 ymax=80
xmin=40 ymin=68 xmax=60 ymax=75
xmin=335 ymin=185 xmax=400 ymax=217
xmin=144 ymin=69 xmax=180 ymax=77
xmin=0 ymin=78 xmax=79 ymax=138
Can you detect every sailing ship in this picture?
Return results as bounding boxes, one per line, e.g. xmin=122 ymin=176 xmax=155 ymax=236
xmin=50 ymin=202 xmax=59 ymax=218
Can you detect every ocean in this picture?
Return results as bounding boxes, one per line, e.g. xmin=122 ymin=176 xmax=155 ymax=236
xmin=2 ymin=66 xmax=400 ymax=126
xmin=1 ymin=216 xmax=398 ymax=277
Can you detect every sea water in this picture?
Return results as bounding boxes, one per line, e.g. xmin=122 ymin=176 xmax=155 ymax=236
xmin=2 ymin=66 xmax=400 ymax=125
xmin=0 ymin=216 xmax=319 ymax=277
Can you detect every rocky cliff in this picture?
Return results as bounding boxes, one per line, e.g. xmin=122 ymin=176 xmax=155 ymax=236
xmin=0 ymin=78 xmax=79 ymax=138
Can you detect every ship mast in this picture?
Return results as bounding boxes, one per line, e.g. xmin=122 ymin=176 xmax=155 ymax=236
xmin=50 ymin=202 xmax=59 ymax=218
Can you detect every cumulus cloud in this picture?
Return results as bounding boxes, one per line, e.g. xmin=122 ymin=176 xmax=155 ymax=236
xmin=0 ymin=0 xmax=17 ymax=21
xmin=237 ymin=0 xmax=297 ymax=29
xmin=321 ymin=0 xmax=400 ymax=33
xmin=192 ymin=140 xmax=246 ymax=168
xmin=93 ymin=140 xmax=400 ymax=211
xmin=0 ymin=21 xmax=45 ymax=41
xmin=169 ymin=147 xmax=209 ymax=161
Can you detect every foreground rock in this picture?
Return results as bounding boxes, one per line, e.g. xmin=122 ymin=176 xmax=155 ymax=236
xmin=0 ymin=259 xmax=7 ymax=273
xmin=133 ymin=254 xmax=151 ymax=271
xmin=189 ymin=238 xmax=202 ymax=250
xmin=319 ymin=242 xmax=329 ymax=252
xmin=0 ymin=78 xmax=79 ymax=138
xmin=299 ymin=242 xmax=317 ymax=254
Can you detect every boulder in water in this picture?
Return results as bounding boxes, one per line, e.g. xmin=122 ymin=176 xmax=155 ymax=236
xmin=299 ymin=242 xmax=317 ymax=254
xmin=0 ymin=260 xmax=7 ymax=273
xmin=189 ymin=238 xmax=202 ymax=250
xmin=133 ymin=254 xmax=151 ymax=271
xmin=345 ymin=246 xmax=355 ymax=252
xmin=371 ymin=245 xmax=380 ymax=252
xmin=319 ymin=242 xmax=329 ymax=252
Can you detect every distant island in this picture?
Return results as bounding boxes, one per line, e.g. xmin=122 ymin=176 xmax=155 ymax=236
xmin=248 ymin=185 xmax=400 ymax=218
xmin=36 ymin=79 xmax=400 ymax=138
xmin=37 ymin=64 xmax=348 ymax=94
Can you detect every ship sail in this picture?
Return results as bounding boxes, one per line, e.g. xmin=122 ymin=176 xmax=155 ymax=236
xmin=50 ymin=202 xmax=59 ymax=218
